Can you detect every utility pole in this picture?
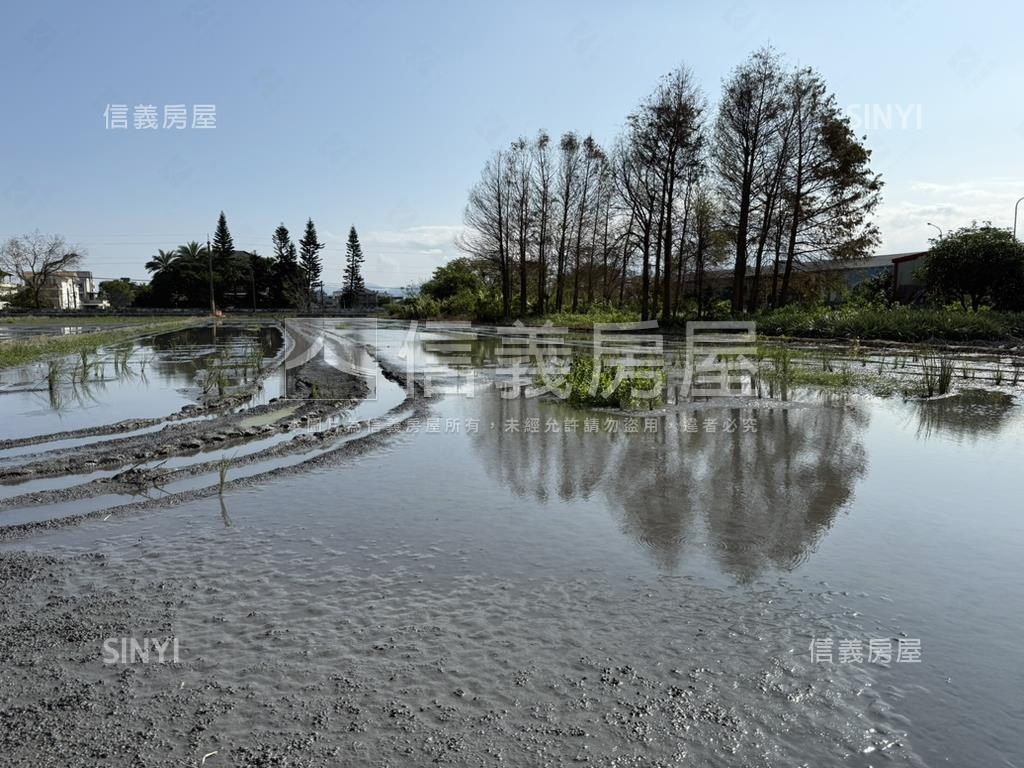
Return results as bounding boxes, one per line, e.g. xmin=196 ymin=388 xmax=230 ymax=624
xmin=319 ymin=280 xmax=325 ymax=316
xmin=926 ymin=222 xmax=943 ymax=239
xmin=250 ymin=254 xmax=257 ymax=313
xmin=206 ymin=235 xmax=216 ymax=315
xmin=1014 ymin=196 xmax=1024 ymax=241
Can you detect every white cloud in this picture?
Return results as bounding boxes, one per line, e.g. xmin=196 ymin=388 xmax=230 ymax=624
xmin=342 ymin=225 xmax=466 ymax=287
xmin=877 ymin=179 xmax=1022 ymax=252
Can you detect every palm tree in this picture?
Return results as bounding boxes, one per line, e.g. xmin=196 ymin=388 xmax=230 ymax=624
xmin=175 ymin=241 xmax=208 ymax=263
xmin=145 ymin=248 xmax=178 ymax=275
xmin=174 ymin=241 xmax=211 ymax=279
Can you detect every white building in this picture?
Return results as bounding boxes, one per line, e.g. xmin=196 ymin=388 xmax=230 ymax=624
xmin=75 ymin=271 xmax=109 ymax=309
xmin=10 ymin=270 xmax=104 ymax=310
xmin=45 ymin=273 xmax=82 ymax=309
xmin=0 ymin=276 xmax=19 ymax=310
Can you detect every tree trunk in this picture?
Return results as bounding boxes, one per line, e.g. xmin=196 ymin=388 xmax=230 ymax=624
xmin=536 ymin=192 xmax=549 ymax=315
xmin=731 ymin=151 xmax=755 ymax=313
xmin=780 ymin=194 xmax=801 ymax=307
xmin=555 ymin=200 xmax=570 ymax=312
xmin=661 ymin=173 xmax=676 ymax=324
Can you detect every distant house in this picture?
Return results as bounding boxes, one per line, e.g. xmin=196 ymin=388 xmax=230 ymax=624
xmin=891 ymin=252 xmax=929 ymax=303
xmin=691 ymin=251 xmax=929 ymax=305
xmin=0 ymin=270 xmax=18 ymax=309
xmin=38 ymin=272 xmax=81 ymax=309
xmin=0 ymin=274 xmax=19 ymax=310
xmin=13 ymin=270 xmax=104 ymax=310
xmin=74 ymin=270 xmax=108 ymax=309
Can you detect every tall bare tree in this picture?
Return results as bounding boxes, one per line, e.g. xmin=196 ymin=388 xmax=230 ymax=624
xmin=552 ymin=133 xmax=582 ymax=312
xmin=0 ymin=231 xmax=84 ymax=308
xmin=532 ymin=131 xmax=554 ymax=314
xmin=460 ymin=149 xmax=514 ymax=319
xmin=571 ymin=136 xmax=601 ymax=313
xmin=714 ymin=47 xmax=788 ymax=313
xmin=776 ymin=67 xmax=882 ymax=305
xmin=509 ymin=138 xmax=533 ymax=317
xmin=612 ymin=132 xmax=659 ymax=320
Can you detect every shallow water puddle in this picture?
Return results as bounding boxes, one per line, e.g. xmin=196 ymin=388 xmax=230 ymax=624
xmin=2 ymin=325 xmax=1022 ymax=767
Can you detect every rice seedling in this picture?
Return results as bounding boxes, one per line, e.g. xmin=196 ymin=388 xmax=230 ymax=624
xmin=246 ymin=342 xmax=264 ymax=378
xmin=0 ymin=318 xmax=197 ymax=370
xmin=920 ymin=356 xmax=955 ymax=397
xmin=756 ymin=346 xmax=793 ymax=401
xmin=217 ymin=455 xmax=231 ymax=494
xmin=78 ymin=349 xmax=93 ymax=381
xmin=45 ymin=359 xmax=61 ymax=392
xmin=43 ymin=359 xmax=65 ymax=409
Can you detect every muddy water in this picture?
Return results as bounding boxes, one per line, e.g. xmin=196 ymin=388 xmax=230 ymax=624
xmin=0 ymin=323 xmax=282 ymax=441
xmin=1 ymin=326 xmax=1022 ymax=766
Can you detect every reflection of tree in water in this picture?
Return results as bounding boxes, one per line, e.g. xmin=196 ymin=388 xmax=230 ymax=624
xmin=911 ymin=390 xmax=1017 ymax=443
xmin=146 ymin=324 xmax=283 ymax=380
xmin=471 ymin=395 xmax=869 ymax=581
xmin=692 ymin=406 xmax=868 ymax=582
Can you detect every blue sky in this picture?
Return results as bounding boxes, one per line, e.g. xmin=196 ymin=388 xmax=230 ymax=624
xmin=2 ymin=0 xmax=1022 ymax=287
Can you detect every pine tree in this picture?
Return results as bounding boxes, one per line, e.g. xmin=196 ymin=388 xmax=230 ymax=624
xmin=272 ymin=223 xmax=299 ymax=306
xmin=272 ymin=223 xmax=294 ymax=264
xmin=213 ymin=211 xmax=234 ymax=256
xmin=343 ymin=225 xmax=365 ymax=300
xmin=298 ymin=218 xmax=324 ymax=307
xmin=211 ymin=211 xmax=235 ymax=306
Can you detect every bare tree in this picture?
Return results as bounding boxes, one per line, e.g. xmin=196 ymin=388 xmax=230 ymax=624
xmin=0 ymin=231 xmax=84 ymax=308
xmin=690 ymin=187 xmax=729 ymax=318
xmin=509 ymin=138 xmax=534 ymax=317
xmin=646 ymin=67 xmax=705 ymax=322
xmin=570 ymin=136 xmax=601 ymax=313
xmin=714 ymin=47 xmax=788 ymax=313
xmin=612 ymin=132 xmax=659 ymax=320
xmin=553 ymin=133 xmax=581 ymax=312
xmin=532 ymin=131 xmax=554 ymax=314
xmin=776 ymin=66 xmax=882 ymax=305
xmin=746 ymin=100 xmax=794 ymax=312
xmin=459 ymin=150 xmax=514 ymax=319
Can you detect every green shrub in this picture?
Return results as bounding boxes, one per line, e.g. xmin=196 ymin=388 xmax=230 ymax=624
xmin=387 ymin=296 xmax=442 ymax=320
xmin=755 ymin=305 xmax=1024 ymax=341
xmin=563 ymin=352 xmax=664 ymax=409
xmin=537 ymin=307 xmax=641 ymax=328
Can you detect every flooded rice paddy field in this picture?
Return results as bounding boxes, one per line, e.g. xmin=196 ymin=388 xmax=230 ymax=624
xmin=1 ymin=319 xmax=1022 ymax=766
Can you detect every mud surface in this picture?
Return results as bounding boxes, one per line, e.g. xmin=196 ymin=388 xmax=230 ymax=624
xmin=0 ymin=545 xmax=906 ymax=768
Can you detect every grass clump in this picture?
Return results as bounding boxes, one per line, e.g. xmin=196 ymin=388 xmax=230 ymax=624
xmin=0 ymin=318 xmax=199 ymax=369
xmin=533 ymin=307 xmax=642 ymax=329
xmin=918 ymin=356 xmax=955 ymax=397
xmin=563 ymin=351 xmax=664 ymax=409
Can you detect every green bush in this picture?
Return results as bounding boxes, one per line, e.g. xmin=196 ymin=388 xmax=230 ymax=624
xmin=387 ymin=295 xmax=441 ymax=320
xmin=563 ymin=352 xmax=664 ymax=409
xmin=755 ymin=305 xmax=1024 ymax=341
xmin=537 ymin=306 xmax=641 ymax=328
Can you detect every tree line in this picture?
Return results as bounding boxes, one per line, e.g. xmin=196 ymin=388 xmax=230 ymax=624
xmin=139 ymin=214 xmax=366 ymax=310
xmin=458 ymin=47 xmax=883 ymax=321
xmin=1 ymin=216 xmax=369 ymax=311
